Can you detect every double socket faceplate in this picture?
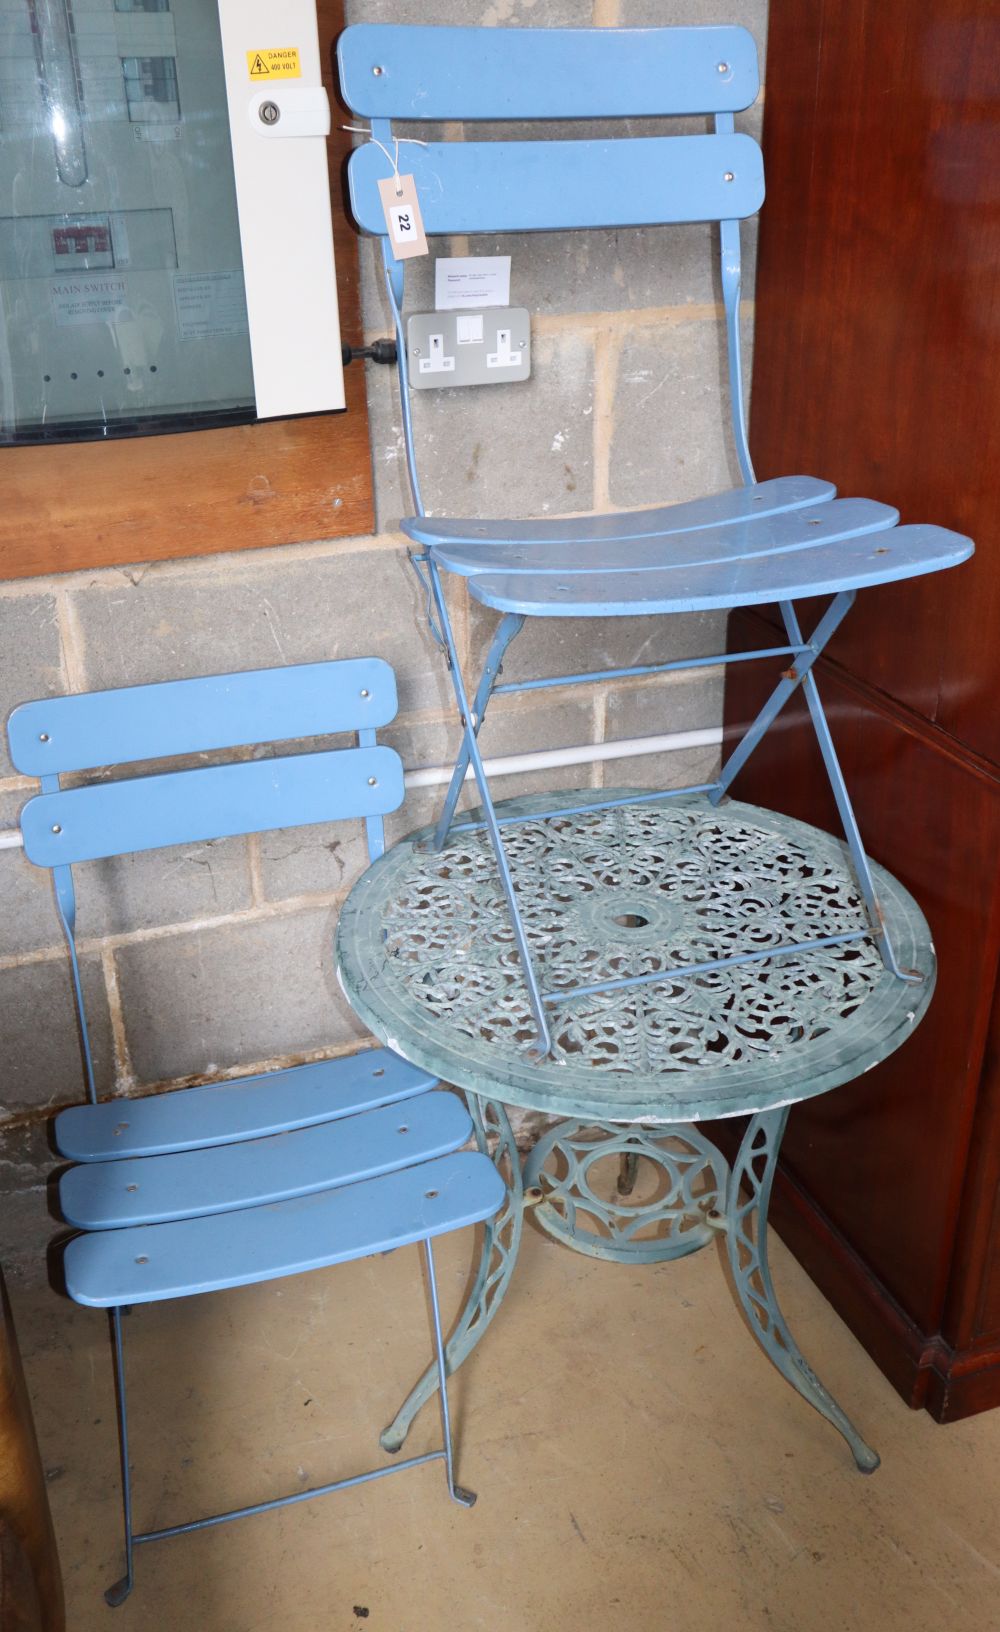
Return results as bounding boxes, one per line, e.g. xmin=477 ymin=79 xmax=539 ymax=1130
xmin=406 ymin=308 xmax=531 ymax=389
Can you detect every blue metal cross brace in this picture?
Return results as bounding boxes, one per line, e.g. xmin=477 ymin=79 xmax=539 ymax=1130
xmin=408 ymin=545 xmax=916 ymax=1059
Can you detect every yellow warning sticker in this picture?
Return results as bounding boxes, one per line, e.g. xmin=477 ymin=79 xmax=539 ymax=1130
xmin=247 ymin=48 xmax=301 ymax=80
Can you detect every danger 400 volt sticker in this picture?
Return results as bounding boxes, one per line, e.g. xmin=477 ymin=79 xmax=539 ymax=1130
xmin=247 ymin=48 xmax=301 ymax=80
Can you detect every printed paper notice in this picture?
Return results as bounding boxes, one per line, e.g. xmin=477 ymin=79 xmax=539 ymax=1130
xmin=435 ymin=256 xmax=511 ymax=310
xmin=51 ymin=274 xmax=127 ymax=327
xmin=173 ymin=271 xmax=248 ymax=341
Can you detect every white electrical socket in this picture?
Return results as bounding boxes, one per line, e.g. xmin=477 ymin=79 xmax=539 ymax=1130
xmin=419 ymin=333 xmax=455 ymax=375
xmin=487 ymin=328 xmax=520 ymax=369
xmin=407 ymin=308 xmax=530 ymax=388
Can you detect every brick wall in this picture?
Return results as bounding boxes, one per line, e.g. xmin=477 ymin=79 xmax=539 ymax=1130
xmin=0 ymin=0 xmax=766 ymax=1276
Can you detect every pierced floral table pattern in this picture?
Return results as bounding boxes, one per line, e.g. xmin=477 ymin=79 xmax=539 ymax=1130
xmin=336 ymin=792 xmax=935 ymax=1471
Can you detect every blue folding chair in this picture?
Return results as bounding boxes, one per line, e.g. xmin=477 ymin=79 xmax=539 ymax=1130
xmin=338 ymin=23 xmax=973 ymax=1059
xmin=7 ymin=658 xmax=505 ymax=1606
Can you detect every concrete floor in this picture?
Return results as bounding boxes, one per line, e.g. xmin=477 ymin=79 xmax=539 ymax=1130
xmin=11 ymin=1219 xmax=1000 ymax=1632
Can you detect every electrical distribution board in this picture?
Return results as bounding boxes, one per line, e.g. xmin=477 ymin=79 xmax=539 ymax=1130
xmin=0 ymin=0 xmax=344 ymax=444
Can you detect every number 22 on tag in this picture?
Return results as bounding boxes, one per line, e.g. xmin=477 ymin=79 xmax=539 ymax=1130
xmin=378 ymin=175 xmax=428 ymax=260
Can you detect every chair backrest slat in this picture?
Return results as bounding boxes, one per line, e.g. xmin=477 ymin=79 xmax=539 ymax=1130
xmin=338 ymin=23 xmax=759 ymax=120
xmin=7 ymin=659 xmax=397 ymax=776
xmin=348 ymin=134 xmax=763 ymax=237
xmin=19 ymin=746 xmax=404 ymax=867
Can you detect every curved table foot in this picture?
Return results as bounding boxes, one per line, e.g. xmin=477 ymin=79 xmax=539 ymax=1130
xmin=726 ymin=1108 xmax=880 ymax=1473
xmin=381 ymin=1097 xmax=524 ymax=1454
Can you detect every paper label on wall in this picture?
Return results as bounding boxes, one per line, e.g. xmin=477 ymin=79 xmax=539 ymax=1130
xmin=246 ymin=48 xmax=301 ymax=80
xmin=435 ymin=256 xmax=511 ymax=310
xmin=173 ymin=270 xmax=249 ymax=340
xmin=50 ymin=274 xmax=127 ymax=327
xmin=377 ymin=174 xmax=428 ymax=261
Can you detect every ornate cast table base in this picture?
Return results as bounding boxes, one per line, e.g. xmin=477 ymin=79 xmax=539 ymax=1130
xmin=337 ymin=792 xmax=935 ymax=1476
xmin=378 ymin=1100 xmax=879 ymax=1473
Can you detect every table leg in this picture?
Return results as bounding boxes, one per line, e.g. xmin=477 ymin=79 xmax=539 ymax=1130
xmin=380 ymin=1096 xmax=524 ymax=1454
xmin=726 ymin=1107 xmax=880 ymax=1472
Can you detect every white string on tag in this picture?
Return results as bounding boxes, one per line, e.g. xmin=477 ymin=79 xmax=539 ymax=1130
xmin=342 ymin=124 xmax=427 ymax=198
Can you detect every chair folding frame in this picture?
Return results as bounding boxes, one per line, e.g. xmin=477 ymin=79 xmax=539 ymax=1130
xmin=7 ymin=658 xmax=503 ymax=1604
xmin=339 ymin=22 xmax=972 ymax=1058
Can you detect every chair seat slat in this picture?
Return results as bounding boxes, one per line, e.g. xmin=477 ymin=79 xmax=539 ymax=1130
xmin=60 ymin=1091 xmax=472 ymax=1229
xmin=402 ymin=477 xmax=837 ymax=550
xmin=55 ymin=1050 xmax=435 ymax=1161
xmin=338 ymin=24 xmax=759 ymax=120
xmin=7 ymin=659 xmax=398 ymax=777
xmin=20 ymin=745 xmax=404 ymax=867
xmin=348 ymin=135 xmax=764 ymax=237
xmin=64 ymin=1152 xmax=507 ymax=1307
xmin=429 ymin=498 xmax=898 ymax=580
xmin=464 ymin=525 xmax=974 ymax=616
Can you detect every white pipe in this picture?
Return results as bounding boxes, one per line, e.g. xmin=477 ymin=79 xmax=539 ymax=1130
xmin=402 ymin=726 xmax=722 ymax=789
xmin=0 ymin=726 xmax=722 ymax=854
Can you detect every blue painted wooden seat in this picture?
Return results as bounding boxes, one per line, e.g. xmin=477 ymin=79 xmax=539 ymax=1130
xmin=6 ymin=657 xmax=504 ymax=1606
xmin=338 ymin=23 xmax=973 ymax=1058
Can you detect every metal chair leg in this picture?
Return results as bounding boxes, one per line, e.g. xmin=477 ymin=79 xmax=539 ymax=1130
xmin=104 ymin=1306 xmax=135 ymax=1607
xmin=423 ymin=1238 xmax=476 ymax=1508
xmin=425 ymin=559 xmax=552 ymax=1057
xmin=431 ymin=611 xmax=525 ymax=853
xmin=382 ymin=1097 xmax=524 ymax=1453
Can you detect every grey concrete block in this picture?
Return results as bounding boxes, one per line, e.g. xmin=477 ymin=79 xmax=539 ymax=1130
xmin=0 ymin=791 xmax=65 ymax=960
xmin=346 ymin=0 xmax=590 ymax=25
xmin=72 ymin=839 xmax=254 ymax=941
xmin=256 ymin=821 xmax=371 ymax=905
xmin=1 ymin=803 xmax=252 ymax=952
xmin=468 ymin=596 xmax=727 ymax=687
xmin=0 ymin=595 xmax=65 ymax=779
xmin=359 ymin=232 xmax=440 ymax=335
xmin=600 ymin=742 xmax=721 ymax=793
xmin=68 ymin=544 xmax=455 ymax=719
xmin=385 ymin=783 xmax=444 ymax=849
xmin=0 ymin=953 xmax=114 ymax=1115
xmin=0 ymin=1118 xmax=60 ymax=1283
xmin=608 ymin=318 xmax=745 ymax=508
xmin=367 ymin=330 xmax=594 ymax=532
xmin=115 ymin=907 xmax=368 ymax=1085
xmin=603 ymin=672 xmax=724 ymax=787
xmin=459 ymin=220 xmax=756 ymax=319
xmin=605 ymin=667 xmax=725 ymax=739
xmin=618 ymin=0 xmax=768 ymax=66
xmin=385 ymin=691 xmax=601 ymax=839
xmin=385 ymin=691 xmax=596 ymax=774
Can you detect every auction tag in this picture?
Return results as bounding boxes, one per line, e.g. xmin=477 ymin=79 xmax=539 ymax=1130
xmin=377 ymin=174 xmax=428 ymax=260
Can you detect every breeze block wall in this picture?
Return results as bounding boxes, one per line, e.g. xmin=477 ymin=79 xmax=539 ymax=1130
xmin=0 ymin=0 xmax=766 ymax=1277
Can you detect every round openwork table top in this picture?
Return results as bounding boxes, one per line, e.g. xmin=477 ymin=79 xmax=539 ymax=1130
xmin=336 ymin=791 xmax=935 ymax=1124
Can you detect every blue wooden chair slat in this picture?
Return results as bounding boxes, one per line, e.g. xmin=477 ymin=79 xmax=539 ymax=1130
xmin=60 ymin=1092 xmax=473 ymax=1230
xmin=347 ymin=135 xmax=764 ymax=238
xmin=401 ymin=476 xmax=837 ymax=549
xmin=337 ymin=23 xmax=760 ymax=119
xmin=64 ymin=1152 xmax=507 ymax=1309
xmin=429 ymin=497 xmax=900 ymax=581
xmin=20 ymin=745 xmax=404 ymax=867
xmin=9 ymin=655 xmax=503 ymax=1602
xmin=55 ymin=1050 xmax=436 ymax=1161
xmin=7 ymin=658 xmax=397 ymax=777
xmin=465 ymin=524 xmax=975 ymax=617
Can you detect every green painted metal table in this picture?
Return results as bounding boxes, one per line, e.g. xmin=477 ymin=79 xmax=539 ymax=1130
xmin=336 ymin=791 xmax=935 ymax=1472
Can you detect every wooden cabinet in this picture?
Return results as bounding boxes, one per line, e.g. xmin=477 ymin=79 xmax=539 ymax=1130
xmin=724 ymin=0 xmax=1000 ymax=1419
